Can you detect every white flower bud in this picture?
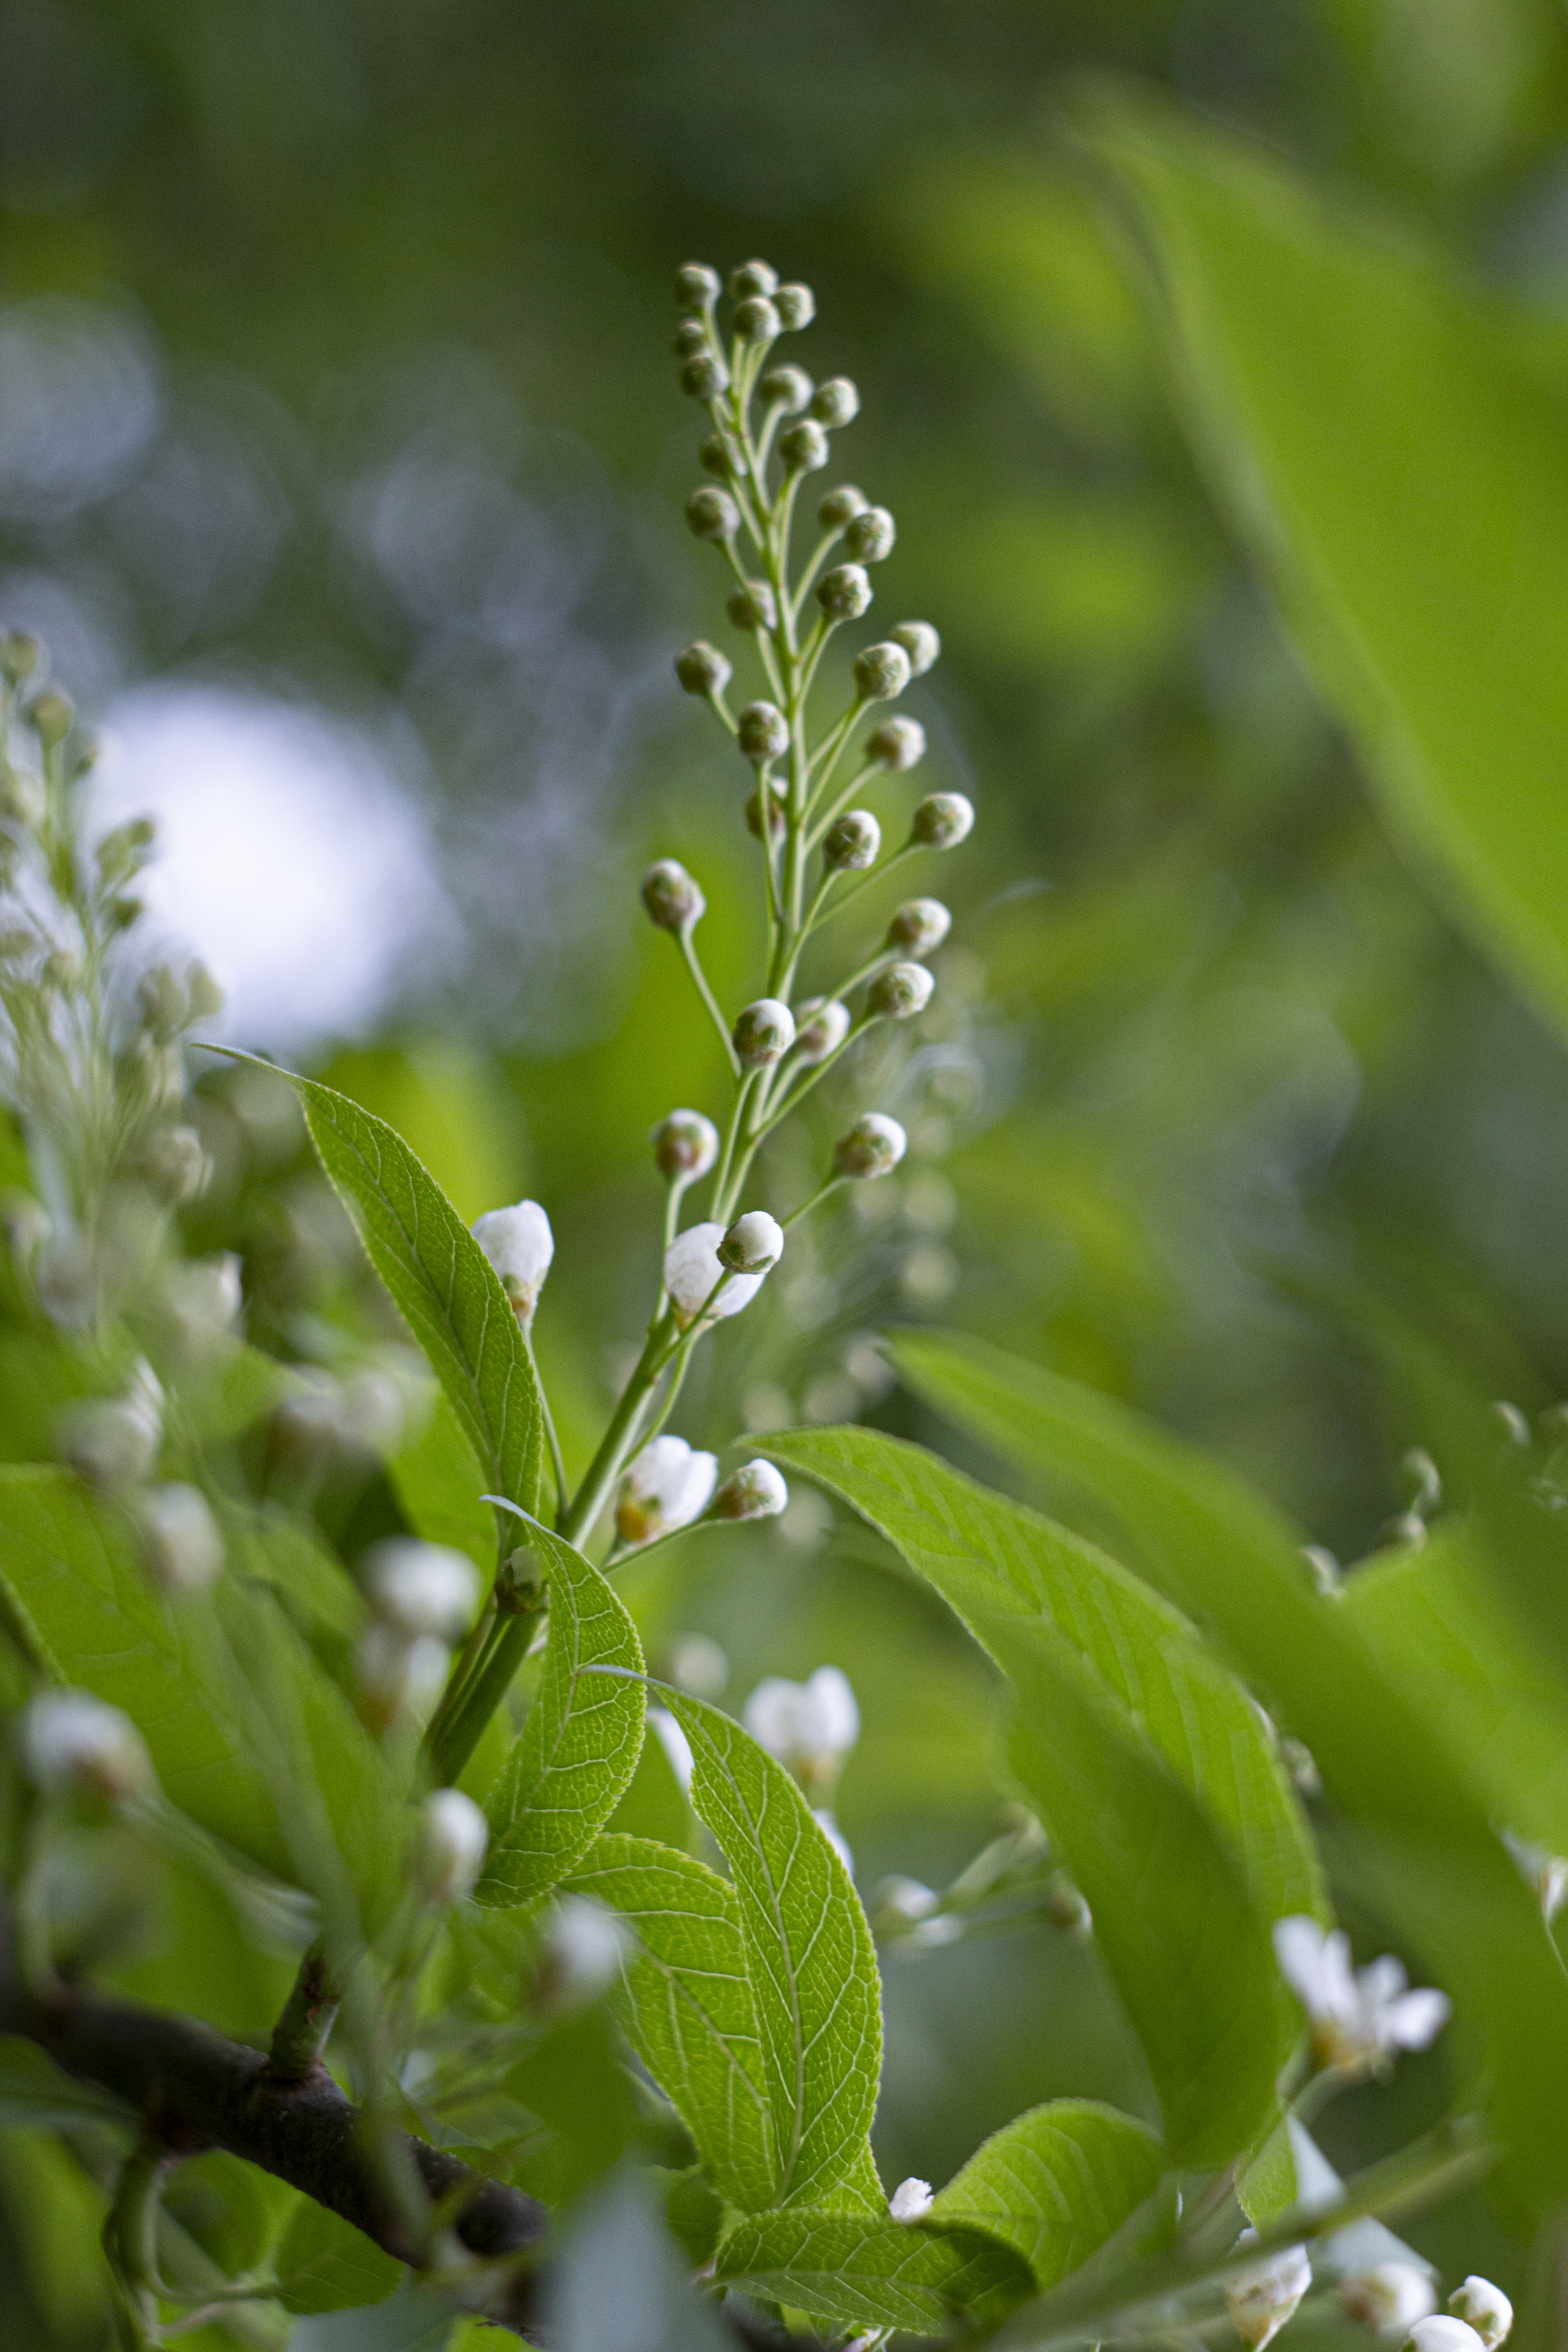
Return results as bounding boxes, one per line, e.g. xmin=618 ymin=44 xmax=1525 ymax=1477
xmin=818 ymin=483 xmax=868 ymax=531
xmin=891 ymin=619 xmax=941 ymax=676
xmin=835 ymin=1112 xmax=907 ymax=1178
xmin=844 ymin=506 xmax=896 ymax=564
xmin=745 ymin=1666 xmax=859 ymax=1782
xmin=886 ymin=898 xmax=951 ymax=956
xmin=365 ymin=1538 xmax=480 ymax=1641
xmin=416 ymin=1787 xmax=488 ymax=1904
xmin=779 ymin=418 xmax=830 ymax=473
xmin=824 ymin=810 xmax=880 ymax=871
xmin=854 ymin=641 xmax=912 ymax=701
xmin=685 ymin=486 xmax=740 ymax=544
xmin=642 ymin=858 xmax=706 ymax=932
xmin=1409 ymin=2324 xmax=1488 ymax=2352
xmin=816 ymin=564 xmax=873 ymax=621
xmin=355 ymin=1624 xmax=449 ymax=1723
xmin=734 ymin=294 xmax=779 ymax=342
xmin=812 ymin=377 xmax=860 ymax=427
xmin=760 ymin=363 xmax=812 ymax=413
xmin=142 ymin=1123 xmax=211 ymax=1205
xmin=21 ymin=1690 xmax=153 ymax=1804
xmin=541 ymin=1893 xmax=633 ymax=2005
xmin=774 ymin=282 xmax=815 ymax=330
xmin=672 ymin=317 xmax=709 ymax=358
xmin=888 ymin=2177 xmax=934 ymax=2224
xmin=1227 ymin=2239 xmax=1311 ymax=2350
xmin=733 ymin=997 xmax=795 ymax=1068
xmin=699 ymin=430 xmax=738 ymax=478
xmin=720 ymin=1210 xmax=783 ymax=1274
xmin=911 ymin=789 xmax=972 ymax=847
xmin=675 ymin=261 xmax=722 ymax=311
xmin=338 ymin=1369 xmax=406 ymax=1456
xmin=472 ymin=1199 xmax=554 ymax=1321
xmin=617 ymin=1434 xmax=719 ymax=1544
xmin=652 ymin=1109 xmax=720 ymax=1180
xmin=1448 ymin=2282 xmax=1512 ymax=2349
xmin=868 ymin=961 xmax=935 ymax=1019
xmin=738 ymin=701 xmax=789 ymax=763
xmin=681 ymin=351 xmax=729 ymax=399
xmin=60 ymin=1389 xmax=162 ymax=1489
xmin=746 ymin=781 xmax=787 ymax=840
xmin=712 ymin=1460 xmax=789 ymax=1520
xmin=138 ymin=1482 xmax=224 ymax=1595
xmin=663 ymin=1222 xmax=769 ymax=1325
xmin=31 ymin=690 xmax=73 ymax=752
xmin=728 ymin=579 xmax=778 ymax=632
xmin=794 ymin=998 xmax=851 ymax=1063
xmin=168 ymin=1253 xmax=243 ymax=1350
xmin=729 ymin=258 xmax=778 ymax=300
xmin=1342 ymin=2265 xmax=1436 ymax=2336
xmin=864 ymin=717 xmax=926 ymax=774
xmin=675 ymin=639 xmax=733 ymax=698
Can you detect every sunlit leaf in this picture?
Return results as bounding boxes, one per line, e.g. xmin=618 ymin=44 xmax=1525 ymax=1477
xmin=713 ymin=2206 xmax=1031 ymax=2332
xmin=930 ymin=2099 xmax=1162 ymax=2288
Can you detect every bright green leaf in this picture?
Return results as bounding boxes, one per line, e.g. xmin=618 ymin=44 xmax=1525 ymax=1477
xmin=275 ymin=2200 xmax=403 ymax=2315
xmin=930 ymin=2099 xmax=1162 ymax=2289
xmin=713 ymin=2207 xmax=1031 ymax=2333
xmin=387 ymin=1386 xmax=493 ymax=1577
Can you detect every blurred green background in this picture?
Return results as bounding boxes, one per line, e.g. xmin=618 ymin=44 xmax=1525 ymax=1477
xmin=5 ymin=0 xmax=1568 ymax=2334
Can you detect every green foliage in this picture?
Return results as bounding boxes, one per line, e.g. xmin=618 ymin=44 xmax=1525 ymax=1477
xmin=712 ymin=2204 xmax=1032 ymax=2332
xmin=928 ymin=2099 xmax=1162 ymax=2289
xmin=274 ymin=2200 xmax=403 ymax=2314
xmin=0 ymin=2037 xmax=134 ymax=2129
xmin=387 ymin=1388 xmax=494 ymax=1576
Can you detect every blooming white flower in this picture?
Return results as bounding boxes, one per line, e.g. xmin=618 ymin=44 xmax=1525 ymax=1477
xmin=21 ymin=1690 xmax=153 ymax=1804
xmin=364 ymin=1538 xmax=480 ymax=1641
xmin=1273 ymin=1917 xmax=1451 ymax=2070
xmin=616 ymin=1435 xmax=718 ymax=1546
xmin=416 ymin=1788 xmax=488 ymax=1903
xmin=472 ymin=1200 xmax=554 ymax=1324
xmin=744 ymin=1664 xmax=859 ymax=1789
xmin=1227 ymin=2236 xmax=1311 ymax=2350
xmin=664 ymin=1221 xmax=769 ymax=1325
xmin=1342 ymin=2263 xmax=1436 ymax=2335
xmin=1448 ymin=2280 xmax=1512 ymax=2350
xmin=888 ymin=2177 xmax=933 ymax=2223
xmin=719 ymin=1210 xmax=783 ymax=1275
xmin=1407 ymin=2322 xmax=1486 ymax=2352
xmin=137 ymin=1482 xmax=224 ymax=1595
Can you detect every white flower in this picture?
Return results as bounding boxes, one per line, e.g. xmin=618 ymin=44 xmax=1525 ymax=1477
xmin=1227 ymin=2236 xmax=1311 ymax=2350
xmin=616 ymin=1435 xmax=718 ymax=1546
xmin=364 ymin=1538 xmax=480 ymax=1641
xmin=719 ymin=1210 xmax=783 ymax=1275
xmin=355 ymin=1624 xmax=449 ymax=1723
xmin=137 ymin=1482 xmax=224 ymax=1595
xmin=744 ymin=1664 xmax=859 ymax=1789
xmin=21 ymin=1690 xmax=153 ymax=1804
xmin=472 ymin=1200 xmax=554 ymax=1323
xmin=877 ymin=1875 xmax=940 ymax=1922
xmin=543 ymin=1894 xmax=634 ymax=2004
xmin=415 ymin=1788 xmax=488 ymax=1903
xmin=711 ymin=1459 xmax=789 ymax=1520
xmin=1448 ymin=2280 xmax=1512 ymax=2349
xmin=1342 ymin=2264 xmax=1436 ymax=2335
xmin=663 ymin=1221 xmax=769 ymax=1325
xmin=1272 ymin=1916 xmax=1451 ymax=2070
xmin=167 ymin=1253 xmax=243 ymax=1349
xmin=1408 ymin=2323 xmax=1486 ymax=2352
xmin=888 ymin=2177 xmax=933 ymax=2223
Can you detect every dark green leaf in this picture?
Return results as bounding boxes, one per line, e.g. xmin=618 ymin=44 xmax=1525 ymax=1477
xmin=930 ymin=2099 xmax=1162 ymax=2289
xmin=275 ymin=2200 xmax=403 ymax=2314
xmin=713 ymin=2207 xmax=1031 ymax=2332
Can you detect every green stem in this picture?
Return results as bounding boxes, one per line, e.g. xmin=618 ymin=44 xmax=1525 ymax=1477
xmin=677 ymin=923 xmax=740 ymax=1074
xmin=267 ymin=1941 xmax=341 ymax=2079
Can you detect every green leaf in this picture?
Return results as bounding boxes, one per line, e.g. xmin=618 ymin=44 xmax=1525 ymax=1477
xmin=929 ymin=2099 xmax=1162 ymax=2290
xmin=230 ymin=1057 xmax=541 ymax=1520
xmin=713 ymin=2207 xmax=1031 ymax=2333
xmin=477 ymin=1521 xmax=644 ymax=1908
xmin=275 ymin=2200 xmax=403 ymax=2314
xmin=0 ymin=2036 xmax=136 ymax=2129
xmin=662 ymin=1690 xmax=884 ymax=2211
xmin=760 ymin=1426 xmax=1292 ymax=2164
xmin=387 ymin=1385 xmax=493 ymax=1576
xmin=567 ymin=1831 xmax=775 ymax=2210
xmin=221 ymin=1498 xmax=363 ymax=1642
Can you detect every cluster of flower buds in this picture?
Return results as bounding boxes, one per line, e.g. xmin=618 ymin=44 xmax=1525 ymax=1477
xmin=355 ymin=1537 xmax=480 ymax=1730
xmin=472 ymin=1198 xmax=555 ymax=1327
xmin=663 ymin=1210 xmax=783 ymax=1328
xmin=1408 ymin=2279 xmax=1513 ymax=2352
xmin=616 ymin=1436 xmax=790 ymax=1549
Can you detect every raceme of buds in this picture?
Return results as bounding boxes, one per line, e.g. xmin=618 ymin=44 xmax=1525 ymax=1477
xmin=730 ymin=258 xmax=778 ymax=300
xmin=773 ymin=282 xmax=815 ymax=330
xmin=642 ymin=858 xmax=706 ymax=932
xmin=886 ymin=897 xmax=951 ymax=956
xmin=868 ymin=961 xmax=936 ymax=1019
xmin=675 ymin=640 xmax=733 ymax=698
xmin=138 ymin=1483 xmax=224 ymax=1595
xmin=760 ymin=364 xmax=812 ymax=413
xmin=815 ymin=563 xmax=873 ymax=622
xmin=795 ymin=998 xmax=851 ymax=1063
xmin=472 ymin=1200 xmax=554 ymax=1322
xmin=819 ymin=484 xmax=868 ymax=531
xmin=743 ymin=1664 xmax=859 ymax=1786
xmin=888 ymin=2178 xmax=934 ymax=2224
xmin=733 ymin=998 xmax=795 ymax=1068
xmin=844 ymin=506 xmax=896 ymax=564
xmin=746 ymin=782 xmax=786 ymax=840
xmin=416 ymin=1788 xmax=488 ymax=1904
xmin=890 ymin=619 xmax=941 ymax=675
xmin=835 ymin=1112 xmax=908 ymax=1179
xmin=712 ymin=1460 xmax=789 ymax=1520
xmin=854 ymin=641 xmax=913 ymax=701
xmin=1448 ymin=2281 xmax=1512 ymax=2349
xmin=1227 ymin=2239 xmax=1311 ymax=2350
xmin=22 ymin=1690 xmax=153 ymax=1805
xmin=719 ymin=1210 xmax=783 ymax=1274
xmin=685 ymin=486 xmax=740 ymax=544
xmin=911 ymin=789 xmax=974 ymax=848
xmin=1272 ymin=1916 xmax=1451 ymax=2071
xmin=664 ymin=1221 xmax=770 ymax=1325
xmin=365 ymin=1538 xmax=480 ymax=1642
xmin=675 ymin=260 xmax=722 ymax=310
xmin=681 ymin=351 xmax=729 ymax=400
xmin=734 ymin=295 xmax=779 ymax=342
xmin=738 ymin=701 xmax=790 ymax=763
xmin=617 ymin=1434 xmax=719 ymax=1545
xmin=1341 ymin=2265 xmax=1436 ymax=2337
xmin=779 ymin=419 xmax=830 ymax=474
xmin=1409 ymin=2324 xmax=1488 ymax=2352
xmin=728 ymin=580 xmax=778 ymax=632
xmin=823 ymin=810 xmax=881 ymax=871
xmin=811 ymin=377 xmax=860 ymax=427
xmin=653 ymin=1109 xmax=720 ymax=1181
xmin=865 ymin=717 xmax=926 ymax=774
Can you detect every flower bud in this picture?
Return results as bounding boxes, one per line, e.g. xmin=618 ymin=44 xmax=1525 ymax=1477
xmin=886 ymin=897 xmax=950 ymax=956
xmin=775 ymin=281 xmax=815 ymax=328
xmin=868 ymin=962 xmax=934 ymax=1020
xmin=854 ymin=642 xmax=912 ymax=701
xmin=729 ymin=259 xmax=778 ymax=300
xmin=681 ymin=351 xmax=729 ymax=400
xmin=141 ymin=1124 xmax=211 ymax=1205
xmin=60 ymin=1393 xmax=162 ymax=1489
xmin=663 ymin=1223 xmax=768 ymax=1325
xmin=365 ymin=1538 xmax=480 ymax=1641
xmin=0 ymin=632 xmax=42 ymax=686
xmin=472 ymin=1199 xmax=554 ymax=1322
xmin=738 ymin=701 xmax=789 ymax=763
xmin=720 ymin=1210 xmax=783 ymax=1274
xmin=185 ymin=961 xmax=224 ymax=1022
xmin=0 ymin=767 xmax=45 ymax=828
xmin=823 ymin=810 xmax=880 ymax=871
xmin=139 ymin=963 xmax=189 ymax=1044
xmin=538 ymin=1893 xmax=632 ymax=2007
xmin=728 ymin=580 xmax=777 ymax=632
xmin=865 ymin=717 xmax=926 ymax=773
xmin=818 ymin=484 xmax=868 ymax=531
xmin=888 ymin=2178 xmax=934 ymax=2224
xmin=138 ymin=1482 xmax=224 ymax=1595
xmin=652 ymin=1109 xmax=720 ymax=1181
xmin=671 ymin=318 xmax=710 ymax=358
xmin=746 ymin=782 xmax=786 ymax=840
xmin=779 ymin=419 xmax=829 ymax=474
xmin=1448 ymin=2282 xmax=1512 ymax=2350
xmin=844 ymin=506 xmax=896 ymax=564
xmin=1341 ymin=2265 xmax=1436 ymax=2337
xmin=96 ymin=815 xmax=155 ymax=887
xmin=890 ymin=620 xmax=941 ymax=676
xmin=1408 ymin=2324 xmax=1487 ymax=2352
xmin=698 ymin=430 xmax=737 ymax=478
xmin=733 ymin=998 xmax=795 ymax=1068
xmin=812 ymin=377 xmax=860 ymax=427
xmin=685 ymin=486 xmax=740 ymax=544
xmin=712 ymin=1460 xmax=789 ymax=1520
xmin=21 ymin=1690 xmax=153 ymax=1805
xmin=167 ymin=1254 xmax=243 ymax=1351
xmin=617 ymin=1434 xmax=718 ymax=1544
xmin=355 ymin=1624 xmax=449 ymax=1723
xmin=911 ymin=789 xmax=972 ymax=847
xmin=675 ymin=640 xmax=733 ymax=699
xmin=734 ymin=294 xmax=779 ymax=343
xmin=675 ymin=261 xmax=722 ymax=312
xmin=794 ymin=998 xmax=851 ymax=1063
xmin=416 ymin=1787 xmax=488 ymax=1904
xmin=816 ymin=564 xmax=873 ymax=622
xmin=835 ymin=1112 xmax=907 ymax=1178
xmin=1227 ymin=2241 xmax=1311 ymax=2350
xmin=759 ymin=363 xmax=812 ymax=413
xmin=642 ymin=858 xmax=706 ymax=932
xmin=31 ymin=691 xmax=74 ymax=752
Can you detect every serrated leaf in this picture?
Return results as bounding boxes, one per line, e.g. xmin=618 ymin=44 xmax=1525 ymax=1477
xmin=569 ymin=1831 xmax=774 ymax=2210
xmin=661 ymin=1691 xmax=883 ymax=2210
xmin=0 ymin=2034 xmax=136 ymax=2129
xmin=930 ymin=2099 xmax=1162 ymax=2290
xmin=477 ymin=1522 xmax=644 ymax=1908
xmin=713 ymin=2207 xmax=1031 ymax=2333
xmin=387 ymin=1384 xmax=493 ymax=1576
xmin=275 ymin=2200 xmax=403 ymax=2314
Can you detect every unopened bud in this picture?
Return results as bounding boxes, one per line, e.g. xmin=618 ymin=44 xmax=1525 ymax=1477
xmin=642 ymin=858 xmax=705 ymax=931
xmin=794 ymin=998 xmax=851 ymax=1063
xmin=779 ymin=419 xmax=830 ymax=474
xmin=139 ymin=963 xmax=188 ymax=1043
xmin=720 ymin=1210 xmax=783 ymax=1274
xmin=818 ymin=484 xmax=868 ymax=531
xmin=1407 ymin=2324 xmax=1485 ymax=2352
xmin=854 ymin=642 xmax=911 ymax=701
xmin=746 ymin=782 xmax=786 ymax=840
xmin=735 ymin=295 xmax=780 ymax=343
xmin=664 ymin=1224 xmax=769 ymax=1326
xmin=30 ymin=691 xmax=73 ymax=752
xmin=416 ymin=1788 xmax=488 ymax=1903
xmin=365 ymin=1538 xmax=480 ymax=1641
xmin=538 ymin=1893 xmax=632 ymax=2006
xmin=738 ymin=701 xmax=789 ymax=763
xmin=356 ymin=1624 xmax=449 ymax=1723
xmin=729 ymin=259 xmax=778 ymax=301
xmin=653 ymin=1109 xmax=720 ymax=1181
xmin=823 ymin=810 xmax=880 ymax=871
xmin=1227 ymin=2242 xmax=1311 ymax=2350
xmin=681 ymin=351 xmax=729 ymax=400
xmin=0 ymin=769 xmax=44 ymax=828
xmin=812 ymin=377 xmax=860 ymax=428
xmin=142 ymin=1124 xmax=211 ymax=1205
xmin=775 ymin=282 xmax=815 ymax=329
xmin=618 ymin=1434 xmax=719 ymax=1540
xmin=60 ymin=1393 xmax=162 ymax=1488
xmin=698 ymin=430 xmax=737 ymax=478
xmin=844 ymin=506 xmax=896 ymax=564
xmin=671 ymin=318 xmax=709 ymax=358
xmin=866 ymin=717 xmax=926 ymax=773
xmin=685 ymin=486 xmax=740 ymax=544
xmin=138 ymin=1482 xmax=224 ymax=1595
xmin=675 ymin=261 xmax=722 ymax=312
xmin=166 ymin=1253 xmax=243 ymax=1350
xmin=0 ymin=632 xmax=42 ymax=686
xmin=816 ymin=564 xmax=873 ymax=622
xmin=867 ymin=961 xmax=934 ymax=1020
xmin=21 ymin=1690 xmax=153 ymax=1805
xmin=759 ymin=364 xmax=812 ymax=413
xmin=728 ymin=580 xmax=777 ymax=632
xmin=733 ymin=998 xmax=795 ymax=1068
xmin=185 ymin=962 xmax=224 ymax=1022
xmin=911 ymin=789 xmax=972 ymax=847
xmin=889 ymin=2178 xmax=933 ymax=2223
xmin=1341 ymin=2266 xmax=1436 ymax=2337
xmin=890 ymin=620 xmax=941 ymax=676
xmin=887 ymin=897 xmax=950 ymax=956
xmin=96 ymin=816 xmax=155 ymax=887
xmin=835 ymin=1112 xmax=907 ymax=1178
xmin=712 ymin=1459 xmax=789 ymax=1520
xmin=1448 ymin=2282 xmax=1512 ymax=2350
xmin=472 ymin=1199 xmax=554 ymax=1323
xmin=675 ymin=640 xmax=733 ymax=698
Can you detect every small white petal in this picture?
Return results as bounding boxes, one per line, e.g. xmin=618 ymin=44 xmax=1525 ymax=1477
xmin=743 ymin=1675 xmax=812 ymax=1760
xmin=888 ymin=2177 xmax=933 ymax=2223
xmin=1380 ymin=1987 xmax=1451 ymax=2050
xmin=1407 ymin=2321 xmax=1487 ymax=2352
xmin=803 ymin=1664 xmax=859 ymax=1758
xmin=1272 ymin=1915 xmax=1333 ymax=2010
xmin=617 ymin=1435 xmax=718 ymax=1544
